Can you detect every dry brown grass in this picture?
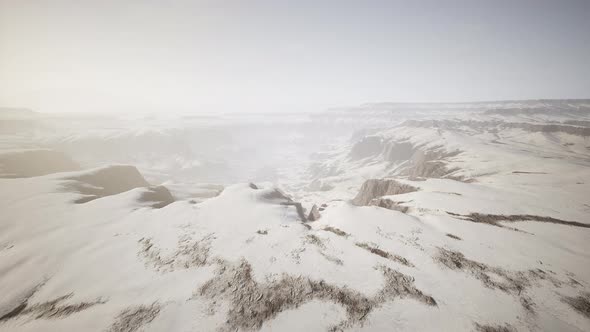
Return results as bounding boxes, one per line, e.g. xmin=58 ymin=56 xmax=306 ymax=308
xmin=435 ymin=247 xmax=568 ymax=314
xmin=198 ymin=259 xmax=436 ymax=331
xmin=474 ymin=323 xmax=516 ymax=332
xmin=562 ymin=292 xmax=590 ymax=318
xmin=356 ymin=242 xmax=414 ymax=267
xmin=323 ymin=226 xmax=349 ymax=237
xmin=0 ymin=286 xmax=105 ymax=323
xmin=106 ymin=303 xmax=161 ymax=332
xmin=138 ymin=233 xmax=214 ymax=272
xmin=435 ymin=248 xmax=530 ymax=294
xmin=446 ymin=212 xmax=589 ymax=229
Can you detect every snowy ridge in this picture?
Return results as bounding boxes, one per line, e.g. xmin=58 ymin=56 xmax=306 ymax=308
xmin=0 ymin=101 xmax=589 ymax=331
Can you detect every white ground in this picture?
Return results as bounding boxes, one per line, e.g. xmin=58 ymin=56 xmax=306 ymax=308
xmin=1 ymin=100 xmax=589 ymax=331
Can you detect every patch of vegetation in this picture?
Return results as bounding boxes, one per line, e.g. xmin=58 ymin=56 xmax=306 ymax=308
xmin=107 ymin=303 xmax=161 ymax=332
xmin=356 ymin=242 xmax=414 ymax=267
xmin=562 ymin=292 xmax=590 ymax=318
xmin=323 ymin=226 xmax=348 ymax=237
xmin=198 ymin=259 xmax=436 ymax=331
xmin=446 ymin=212 xmax=589 ymax=229
xmin=0 ymin=286 xmax=105 ymax=323
xmin=474 ymin=323 xmax=516 ymax=332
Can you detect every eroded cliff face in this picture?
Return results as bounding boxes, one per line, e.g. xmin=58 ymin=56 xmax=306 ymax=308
xmin=347 ymin=136 xmax=464 ymax=180
xmin=351 ymin=179 xmax=418 ymax=206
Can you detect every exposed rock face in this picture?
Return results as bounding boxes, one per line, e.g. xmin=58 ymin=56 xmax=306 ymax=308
xmin=138 ymin=186 xmax=175 ymax=208
xmin=368 ymin=198 xmax=409 ymax=213
xmin=0 ymin=149 xmax=80 ymax=178
xmin=259 ymin=188 xmax=307 ymax=222
xmin=261 ymin=188 xmax=292 ymax=202
xmin=352 ymin=179 xmax=418 ymax=206
xmin=63 ymin=165 xmax=155 ymax=204
xmin=349 ymin=136 xmax=384 ymax=160
xmin=383 ymin=141 xmax=415 ymax=162
xmin=248 ymin=183 xmax=259 ymax=189
xmin=347 ymin=136 xmax=464 ymax=181
xmin=307 ymin=204 xmax=321 ymax=221
xmin=405 ymin=148 xmax=462 ymax=180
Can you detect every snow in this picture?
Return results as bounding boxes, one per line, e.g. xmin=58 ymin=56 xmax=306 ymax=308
xmin=1 ymin=100 xmax=589 ymax=331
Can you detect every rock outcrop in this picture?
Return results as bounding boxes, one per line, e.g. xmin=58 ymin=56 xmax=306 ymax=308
xmin=259 ymin=187 xmax=307 ymax=222
xmin=138 ymin=186 xmax=175 ymax=208
xmin=404 ymin=148 xmax=462 ymax=180
xmin=347 ymin=137 xmax=464 ymax=181
xmin=352 ymin=179 xmax=418 ymax=206
xmin=307 ymin=204 xmax=321 ymax=221
xmin=368 ymin=198 xmax=409 ymax=213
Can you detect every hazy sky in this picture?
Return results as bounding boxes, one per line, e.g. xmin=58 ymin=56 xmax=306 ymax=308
xmin=1 ymin=0 xmax=589 ymax=113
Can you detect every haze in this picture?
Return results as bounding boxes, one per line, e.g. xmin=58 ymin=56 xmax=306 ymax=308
xmin=1 ymin=0 xmax=589 ymax=114
xmin=1 ymin=1 xmax=590 ymax=331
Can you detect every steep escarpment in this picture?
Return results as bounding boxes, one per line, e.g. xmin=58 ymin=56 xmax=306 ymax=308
xmin=404 ymin=147 xmax=463 ymax=180
xmin=347 ymin=136 xmax=464 ymax=180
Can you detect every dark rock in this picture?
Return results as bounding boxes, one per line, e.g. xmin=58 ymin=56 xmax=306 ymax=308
xmin=307 ymin=204 xmax=321 ymax=221
xmin=260 ymin=188 xmax=307 ymax=221
xmin=138 ymin=186 xmax=175 ymax=208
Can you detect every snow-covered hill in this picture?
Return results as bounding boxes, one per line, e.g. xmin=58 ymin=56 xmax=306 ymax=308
xmin=1 ymin=100 xmax=589 ymax=331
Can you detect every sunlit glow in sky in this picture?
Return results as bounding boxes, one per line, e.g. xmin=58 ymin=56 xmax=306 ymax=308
xmin=1 ymin=0 xmax=589 ymax=113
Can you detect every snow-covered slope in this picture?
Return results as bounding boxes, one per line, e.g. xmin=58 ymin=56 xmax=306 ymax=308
xmin=1 ymin=101 xmax=589 ymax=332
